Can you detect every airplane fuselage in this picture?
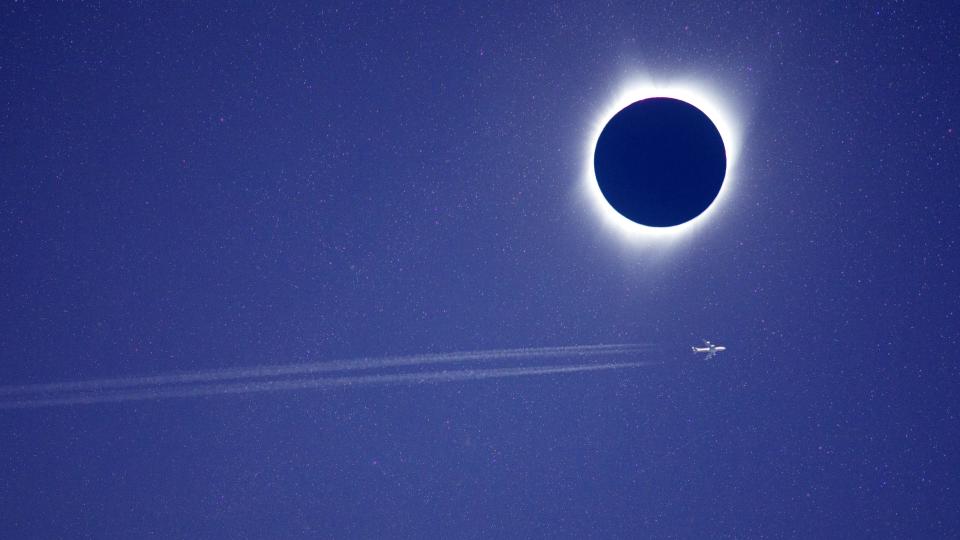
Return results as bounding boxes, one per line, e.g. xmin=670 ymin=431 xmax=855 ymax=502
xmin=691 ymin=341 xmax=726 ymax=359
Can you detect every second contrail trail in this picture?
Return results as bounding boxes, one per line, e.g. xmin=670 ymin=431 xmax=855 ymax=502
xmin=0 ymin=343 xmax=654 ymax=397
xmin=0 ymin=361 xmax=656 ymax=409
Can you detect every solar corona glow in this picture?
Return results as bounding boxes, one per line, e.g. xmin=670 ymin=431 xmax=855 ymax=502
xmin=584 ymin=80 xmax=741 ymax=244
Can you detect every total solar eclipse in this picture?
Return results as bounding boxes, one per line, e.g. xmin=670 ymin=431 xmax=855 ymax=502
xmin=593 ymin=97 xmax=727 ymax=228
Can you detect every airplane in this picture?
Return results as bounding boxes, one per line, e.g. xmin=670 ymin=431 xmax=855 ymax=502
xmin=691 ymin=340 xmax=726 ymax=360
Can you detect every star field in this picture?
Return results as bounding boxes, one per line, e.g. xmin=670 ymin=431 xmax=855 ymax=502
xmin=1 ymin=2 xmax=958 ymax=537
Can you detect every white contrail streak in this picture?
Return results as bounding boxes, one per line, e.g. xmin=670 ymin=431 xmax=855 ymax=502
xmin=0 ymin=361 xmax=653 ymax=409
xmin=0 ymin=343 xmax=652 ymax=397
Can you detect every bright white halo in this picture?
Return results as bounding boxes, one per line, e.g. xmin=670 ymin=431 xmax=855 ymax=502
xmin=582 ymin=78 xmax=742 ymax=246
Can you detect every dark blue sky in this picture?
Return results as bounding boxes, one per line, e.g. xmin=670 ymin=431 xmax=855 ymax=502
xmin=2 ymin=2 xmax=958 ymax=537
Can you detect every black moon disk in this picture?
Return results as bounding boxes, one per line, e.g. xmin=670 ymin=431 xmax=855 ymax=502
xmin=593 ymin=97 xmax=727 ymax=227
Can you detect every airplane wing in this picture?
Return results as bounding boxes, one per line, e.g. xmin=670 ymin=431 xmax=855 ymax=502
xmin=705 ymin=350 xmax=716 ymax=360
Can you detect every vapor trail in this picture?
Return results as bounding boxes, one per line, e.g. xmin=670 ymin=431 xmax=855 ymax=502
xmin=0 ymin=343 xmax=652 ymax=397
xmin=0 ymin=361 xmax=653 ymax=409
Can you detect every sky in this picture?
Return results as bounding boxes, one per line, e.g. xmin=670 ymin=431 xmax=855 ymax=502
xmin=1 ymin=2 xmax=958 ymax=538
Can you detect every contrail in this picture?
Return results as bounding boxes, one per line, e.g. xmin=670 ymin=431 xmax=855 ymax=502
xmin=0 ymin=343 xmax=652 ymax=397
xmin=0 ymin=361 xmax=654 ymax=409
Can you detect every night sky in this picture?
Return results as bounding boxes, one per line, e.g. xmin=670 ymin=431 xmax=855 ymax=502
xmin=2 ymin=2 xmax=959 ymax=538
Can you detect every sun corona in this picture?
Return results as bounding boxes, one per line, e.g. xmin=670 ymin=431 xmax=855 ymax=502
xmin=582 ymin=79 xmax=742 ymax=246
